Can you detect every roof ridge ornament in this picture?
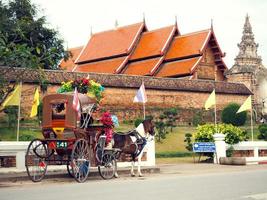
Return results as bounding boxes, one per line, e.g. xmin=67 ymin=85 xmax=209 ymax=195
xmin=142 ymin=12 xmax=147 ymax=25
xmin=210 ymin=18 xmax=213 ymax=31
xmin=114 ymin=19 xmax=118 ymax=30
xmin=174 ymin=15 xmax=181 ymax=35
xmin=90 ymin=26 xmax=93 ymax=36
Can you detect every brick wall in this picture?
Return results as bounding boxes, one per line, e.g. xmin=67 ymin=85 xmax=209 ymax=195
xmin=17 ymin=84 xmax=249 ymax=123
xmin=1 ymin=67 xmax=251 ymax=123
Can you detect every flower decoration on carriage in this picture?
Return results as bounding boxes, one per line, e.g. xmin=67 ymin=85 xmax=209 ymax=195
xmin=100 ymin=111 xmax=114 ymax=146
xmin=57 ymin=77 xmax=105 ymax=102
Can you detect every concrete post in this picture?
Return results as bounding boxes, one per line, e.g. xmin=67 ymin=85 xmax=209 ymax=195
xmin=146 ymin=139 xmax=156 ymax=166
xmin=213 ymin=133 xmax=226 ymax=164
xmin=254 ymin=147 xmax=259 ymax=158
xmin=16 ymin=151 xmax=26 ymax=170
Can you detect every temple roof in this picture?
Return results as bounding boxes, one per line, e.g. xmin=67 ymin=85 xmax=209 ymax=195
xmin=156 ymin=56 xmax=202 ymax=77
xmin=122 ymin=57 xmax=164 ymax=76
xmin=75 ymin=22 xmax=145 ymax=64
xmin=63 ymin=21 xmax=227 ymax=79
xmin=165 ymin=30 xmax=210 ymax=61
xmin=75 ymin=56 xmax=128 ymax=73
xmin=59 ymin=46 xmax=83 ymax=71
xmin=129 ymin=25 xmax=177 ymax=61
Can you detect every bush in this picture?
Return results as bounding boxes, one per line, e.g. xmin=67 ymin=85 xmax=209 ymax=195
xmin=19 ymin=134 xmax=36 ymax=141
xmin=134 ymin=118 xmax=143 ymax=127
xmin=192 ymin=110 xmax=204 ymax=126
xmin=258 ymin=124 xmax=267 ymax=140
xmin=156 ymin=151 xmax=193 ymax=158
xmin=195 ymin=123 xmax=248 ymax=145
xmin=184 ymin=133 xmax=193 ymax=151
xmin=226 ymin=146 xmax=234 ymax=157
xmin=221 ymin=103 xmax=247 ymax=126
xmin=3 ymin=106 xmax=18 ymax=128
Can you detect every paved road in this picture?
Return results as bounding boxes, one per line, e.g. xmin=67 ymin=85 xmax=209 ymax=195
xmin=1 ymin=165 xmax=267 ymax=200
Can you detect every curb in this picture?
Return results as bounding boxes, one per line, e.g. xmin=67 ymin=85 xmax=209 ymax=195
xmin=0 ymin=166 xmax=160 ymax=183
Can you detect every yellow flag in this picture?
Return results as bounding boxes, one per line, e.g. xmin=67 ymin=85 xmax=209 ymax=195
xmin=237 ymin=95 xmax=252 ymax=113
xmin=205 ymin=89 xmax=216 ymax=110
xmin=30 ymin=88 xmax=40 ymax=117
xmin=2 ymin=85 xmax=21 ymax=108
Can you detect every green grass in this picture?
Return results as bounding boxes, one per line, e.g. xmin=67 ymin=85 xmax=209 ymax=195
xmin=0 ymin=127 xmax=42 ymax=141
xmin=155 ymin=126 xmax=196 ymax=153
xmin=156 ymin=157 xmax=195 ymax=164
xmin=156 ymin=151 xmax=194 ymax=158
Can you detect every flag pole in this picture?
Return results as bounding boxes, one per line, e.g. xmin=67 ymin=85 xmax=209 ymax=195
xmin=250 ymin=105 xmax=254 ymax=141
xmin=214 ymin=81 xmax=218 ymax=133
xmin=143 ymin=102 xmax=146 ymax=120
xmin=16 ymin=81 xmax=22 ymax=141
xmin=214 ymin=93 xmax=218 ymax=133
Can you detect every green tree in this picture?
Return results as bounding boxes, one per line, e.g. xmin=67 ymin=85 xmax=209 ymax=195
xmin=155 ymin=114 xmax=169 ymax=142
xmin=0 ymin=0 xmax=69 ymax=106
xmin=163 ymin=108 xmax=178 ymax=132
xmin=221 ymin=103 xmax=247 ymax=126
xmin=258 ymin=124 xmax=267 ymax=140
xmin=184 ymin=133 xmax=193 ymax=151
xmin=0 ymin=0 xmax=68 ymax=69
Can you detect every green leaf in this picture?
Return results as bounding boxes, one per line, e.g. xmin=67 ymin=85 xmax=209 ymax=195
xmin=36 ymin=47 xmax=41 ymax=54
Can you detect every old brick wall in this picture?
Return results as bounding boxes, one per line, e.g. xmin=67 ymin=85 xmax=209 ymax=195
xmin=16 ymin=84 xmax=249 ymax=123
xmin=1 ymin=67 xmax=251 ymax=123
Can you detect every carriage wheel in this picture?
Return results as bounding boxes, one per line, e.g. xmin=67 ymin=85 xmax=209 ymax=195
xmin=98 ymin=151 xmax=116 ymax=180
xmin=66 ymin=162 xmax=74 ymax=178
xmin=25 ymin=139 xmax=48 ymax=182
xmin=70 ymin=139 xmax=90 ymax=183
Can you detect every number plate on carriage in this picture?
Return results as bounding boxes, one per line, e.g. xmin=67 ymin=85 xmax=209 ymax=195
xmin=56 ymin=141 xmax=68 ymax=148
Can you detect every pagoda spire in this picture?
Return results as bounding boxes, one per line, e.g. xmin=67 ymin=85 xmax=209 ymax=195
xmin=235 ymin=14 xmax=262 ymax=67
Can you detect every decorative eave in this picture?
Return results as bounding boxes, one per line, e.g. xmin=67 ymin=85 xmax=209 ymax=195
xmin=199 ymin=29 xmax=227 ymax=71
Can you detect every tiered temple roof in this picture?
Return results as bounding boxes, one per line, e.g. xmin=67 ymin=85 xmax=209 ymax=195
xmin=60 ymin=21 xmax=227 ymax=80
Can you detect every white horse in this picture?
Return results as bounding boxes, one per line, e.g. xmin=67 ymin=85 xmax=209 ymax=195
xmin=113 ymin=119 xmax=155 ymax=177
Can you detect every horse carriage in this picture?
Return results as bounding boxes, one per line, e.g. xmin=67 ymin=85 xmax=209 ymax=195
xmin=25 ymin=93 xmax=120 ymax=183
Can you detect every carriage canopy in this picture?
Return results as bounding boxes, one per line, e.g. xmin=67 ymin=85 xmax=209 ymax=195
xmin=42 ymin=93 xmax=96 ymax=128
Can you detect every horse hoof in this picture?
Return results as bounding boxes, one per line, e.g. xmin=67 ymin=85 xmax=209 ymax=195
xmin=114 ymin=173 xmax=119 ymax=178
xmin=138 ymin=174 xmax=143 ymax=177
xmin=131 ymin=174 xmax=136 ymax=177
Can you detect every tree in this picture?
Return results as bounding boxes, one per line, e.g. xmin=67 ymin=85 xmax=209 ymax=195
xmin=0 ymin=0 xmax=68 ymax=69
xmin=163 ymin=108 xmax=178 ymax=132
xmin=155 ymin=114 xmax=169 ymax=143
xmin=0 ymin=0 xmax=69 ymax=106
xmin=258 ymin=124 xmax=267 ymax=140
xmin=221 ymin=103 xmax=247 ymax=126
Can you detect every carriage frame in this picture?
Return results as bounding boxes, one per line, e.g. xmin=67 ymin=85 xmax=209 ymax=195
xmin=25 ymin=93 xmax=120 ymax=183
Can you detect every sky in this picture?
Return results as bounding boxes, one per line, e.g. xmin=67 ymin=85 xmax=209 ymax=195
xmin=32 ymin=0 xmax=267 ymax=69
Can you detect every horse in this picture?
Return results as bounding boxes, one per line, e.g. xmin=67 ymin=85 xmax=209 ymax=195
xmin=113 ymin=119 xmax=155 ymax=177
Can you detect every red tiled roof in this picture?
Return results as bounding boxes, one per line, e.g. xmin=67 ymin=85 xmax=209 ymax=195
xmin=130 ymin=26 xmax=176 ymax=60
xmin=74 ymin=56 xmax=127 ymax=74
xmin=122 ymin=57 xmax=163 ymax=76
xmin=76 ymin=23 xmax=145 ymax=64
xmin=165 ymin=30 xmax=211 ymax=61
xmin=156 ymin=56 xmax=202 ymax=77
xmin=59 ymin=46 xmax=83 ymax=71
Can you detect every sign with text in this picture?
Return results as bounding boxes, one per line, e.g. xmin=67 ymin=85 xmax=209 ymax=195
xmin=193 ymin=142 xmax=216 ymax=153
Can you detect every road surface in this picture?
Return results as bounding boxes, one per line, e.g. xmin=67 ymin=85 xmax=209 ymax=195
xmin=1 ymin=166 xmax=267 ymax=200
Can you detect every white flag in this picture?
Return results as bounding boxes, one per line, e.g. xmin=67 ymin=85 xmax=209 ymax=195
xmin=72 ymin=88 xmax=80 ymax=113
xmin=133 ymin=82 xmax=147 ymax=103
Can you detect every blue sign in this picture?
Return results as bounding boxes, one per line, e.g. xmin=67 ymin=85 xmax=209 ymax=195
xmin=193 ymin=142 xmax=216 ymax=153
